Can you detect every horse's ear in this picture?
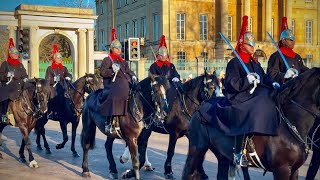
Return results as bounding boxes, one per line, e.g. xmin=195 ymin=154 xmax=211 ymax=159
xmin=212 ymin=70 xmax=217 ymax=76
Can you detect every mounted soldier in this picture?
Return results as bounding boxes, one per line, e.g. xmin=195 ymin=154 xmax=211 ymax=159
xmin=149 ymin=35 xmax=182 ymax=107
xmin=45 ymin=44 xmax=72 ymax=119
xmin=0 ymin=38 xmax=28 ymax=124
xmin=99 ymin=28 xmax=137 ymax=133
xmin=267 ymin=17 xmax=309 ymax=85
xmin=216 ymin=16 xmax=279 ymax=166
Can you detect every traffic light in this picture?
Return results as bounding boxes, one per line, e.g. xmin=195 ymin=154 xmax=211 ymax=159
xmin=128 ymin=38 xmax=140 ymax=61
xmin=19 ymin=29 xmax=30 ymax=56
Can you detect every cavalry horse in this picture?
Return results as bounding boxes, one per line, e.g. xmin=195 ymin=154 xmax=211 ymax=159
xmin=182 ymin=67 xmax=320 ymax=180
xmin=81 ymin=74 xmax=170 ymax=180
xmin=35 ymin=73 xmax=102 ymax=156
xmin=120 ymin=71 xmax=220 ymax=179
xmin=0 ymin=78 xmax=50 ymax=168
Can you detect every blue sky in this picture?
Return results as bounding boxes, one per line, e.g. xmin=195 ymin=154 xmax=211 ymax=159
xmin=0 ymin=0 xmax=95 ymax=11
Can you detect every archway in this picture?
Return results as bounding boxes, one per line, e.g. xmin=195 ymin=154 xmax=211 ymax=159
xmin=38 ymin=33 xmax=75 ymax=78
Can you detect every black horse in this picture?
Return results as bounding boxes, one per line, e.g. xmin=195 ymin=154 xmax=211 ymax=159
xmin=35 ymin=73 xmax=102 ymax=156
xmin=0 ymin=78 xmax=50 ymax=167
xmin=182 ymin=67 xmax=320 ymax=180
xmin=81 ymin=74 xmax=170 ymax=180
xmin=120 ymin=71 xmax=220 ymax=179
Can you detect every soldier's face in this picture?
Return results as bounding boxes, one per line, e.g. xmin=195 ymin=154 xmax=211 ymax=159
xmin=243 ymin=44 xmax=255 ymax=55
xmin=55 ymin=57 xmax=62 ymax=64
xmin=284 ymin=39 xmax=295 ymax=49
xmin=112 ymin=47 xmax=122 ymax=56
xmin=159 ymin=55 xmax=168 ymax=62
xmin=9 ymin=51 xmax=19 ymax=60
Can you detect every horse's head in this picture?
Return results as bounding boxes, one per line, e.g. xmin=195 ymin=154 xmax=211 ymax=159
xmin=149 ymin=73 xmax=170 ymax=122
xmin=33 ymin=78 xmax=50 ymax=115
xmin=201 ymin=70 xmax=220 ymax=99
xmin=83 ymin=73 xmax=103 ymax=93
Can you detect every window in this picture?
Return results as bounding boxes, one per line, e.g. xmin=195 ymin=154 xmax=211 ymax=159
xmin=125 ymin=0 xmax=129 ymax=5
xmin=177 ymin=51 xmax=186 ymax=62
xmin=117 ymin=0 xmax=122 ymax=8
xmin=141 ymin=17 xmax=146 ymax=38
xmin=133 ymin=20 xmax=138 ymax=37
xmin=153 ymin=14 xmax=159 ymax=41
xmin=201 ymin=52 xmax=208 ymax=62
xmin=292 ymin=19 xmax=295 ymax=35
xmin=177 ymin=13 xmax=185 ymax=40
xmin=305 ymin=0 xmax=312 ymax=2
xmin=125 ymin=22 xmax=129 ymax=39
xmin=101 ymin=30 xmax=105 ymax=45
xmin=100 ymin=1 xmax=104 ymax=15
xmin=227 ymin=16 xmax=232 ymax=41
xmin=306 ymin=20 xmax=312 ymax=44
xmin=117 ymin=25 xmax=122 ymax=41
xmin=271 ymin=18 xmax=274 ymax=37
xmin=249 ymin=17 xmax=253 ymax=32
xmin=200 ymin=14 xmax=208 ymax=40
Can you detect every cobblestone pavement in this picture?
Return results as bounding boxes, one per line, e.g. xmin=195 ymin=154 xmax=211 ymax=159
xmin=0 ymin=121 xmax=319 ymax=180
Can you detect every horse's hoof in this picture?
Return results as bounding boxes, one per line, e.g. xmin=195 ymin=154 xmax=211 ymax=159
xmin=144 ymin=165 xmax=155 ymax=171
xmin=56 ymin=144 xmax=64 ymax=149
xmin=121 ymin=170 xmax=134 ymax=179
xmin=46 ymin=149 xmax=52 ymax=154
xmin=73 ymin=152 xmax=80 ymax=157
xmin=37 ymin=145 xmax=43 ymax=150
xmin=109 ymin=172 xmax=118 ymax=179
xmin=82 ymin=171 xmax=91 ymax=178
xmin=29 ymin=160 xmax=39 ymax=168
xmin=164 ymin=172 xmax=175 ymax=180
xmin=119 ymin=155 xmax=129 ymax=164
xmin=19 ymin=157 xmax=26 ymax=163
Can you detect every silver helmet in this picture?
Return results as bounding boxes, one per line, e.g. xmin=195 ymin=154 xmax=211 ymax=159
xmin=280 ymin=29 xmax=295 ymax=41
xmin=157 ymin=46 xmax=168 ymax=57
xmin=110 ymin=39 xmax=122 ymax=49
xmin=243 ymin=32 xmax=256 ymax=47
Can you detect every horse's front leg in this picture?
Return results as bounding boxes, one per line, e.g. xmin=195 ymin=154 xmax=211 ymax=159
xmin=164 ymin=134 xmax=178 ymax=179
xmin=56 ymin=120 xmax=68 ymax=150
xmin=273 ymin=166 xmax=291 ymax=180
xmin=122 ymin=138 xmax=140 ymax=180
xmin=18 ymin=138 xmax=26 ymax=163
xmin=120 ymin=145 xmax=131 ymax=164
xmin=40 ymin=126 xmax=51 ymax=154
xmin=306 ymin=149 xmax=320 ymax=180
xmin=25 ymin=134 xmax=38 ymax=168
xmin=105 ymin=136 xmax=118 ymax=179
xmin=71 ymin=120 xmax=80 ymax=157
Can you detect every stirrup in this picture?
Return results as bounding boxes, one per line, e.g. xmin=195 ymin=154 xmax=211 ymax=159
xmin=105 ymin=124 xmax=115 ymax=134
xmin=233 ymin=153 xmax=248 ymax=167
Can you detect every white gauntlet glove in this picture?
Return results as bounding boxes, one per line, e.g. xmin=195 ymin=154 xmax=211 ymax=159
xmin=54 ymin=75 xmax=60 ymax=82
xmin=284 ymin=68 xmax=298 ymax=79
xmin=172 ymin=77 xmax=180 ymax=82
xmin=7 ymin=71 xmax=14 ymax=78
xmin=112 ymin=63 xmax=120 ymax=73
xmin=247 ymin=73 xmax=260 ymax=84
xmin=23 ymin=78 xmax=28 ymax=83
xmin=65 ymin=76 xmax=71 ymax=81
xmin=132 ymin=76 xmax=137 ymax=83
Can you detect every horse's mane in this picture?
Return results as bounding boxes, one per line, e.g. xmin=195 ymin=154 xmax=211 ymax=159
xmin=183 ymin=75 xmax=204 ymax=92
xmin=72 ymin=76 xmax=86 ymax=89
xmin=275 ymin=67 xmax=320 ymax=105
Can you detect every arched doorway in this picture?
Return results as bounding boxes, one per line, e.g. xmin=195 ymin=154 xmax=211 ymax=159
xmin=38 ymin=34 xmax=75 ymax=78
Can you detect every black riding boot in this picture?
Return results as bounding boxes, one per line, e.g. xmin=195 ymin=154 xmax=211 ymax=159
xmin=1 ymin=100 xmax=10 ymax=124
xmin=105 ymin=116 xmax=115 ymax=134
xmin=233 ymin=135 xmax=248 ymax=167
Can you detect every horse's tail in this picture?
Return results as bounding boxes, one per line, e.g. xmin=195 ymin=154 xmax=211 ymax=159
xmin=81 ymin=102 xmax=96 ymax=150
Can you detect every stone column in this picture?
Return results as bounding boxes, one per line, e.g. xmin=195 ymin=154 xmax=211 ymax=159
xmin=7 ymin=26 xmax=17 ymax=43
xmin=286 ymin=0 xmax=292 ymax=28
xmin=265 ymin=0 xmax=272 ymax=40
xmin=244 ymin=0 xmax=250 ymax=17
xmin=29 ymin=26 xmax=39 ymax=78
xmin=77 ymin=28 xmax=87 ymax=78
xmin=86 ymin=28 xmax=94 ymax=74
xmin=220 ymin=0 xmax=228 ymax=36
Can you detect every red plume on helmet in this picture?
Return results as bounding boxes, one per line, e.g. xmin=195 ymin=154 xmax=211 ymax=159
xmin=158 ymin=35 xmax=167 ymax=49
xmin=235 ymin=16 xmax=248 ymax=52
xmin=52 ymin=44 xmax=59 ymax=61
xmin=280 ymin=17 xmax=288 ymax=35
xmin=111 ymin=28 xmax=117 ymax=42
xmin=7 ymin=38 xmax=15 ymax=60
